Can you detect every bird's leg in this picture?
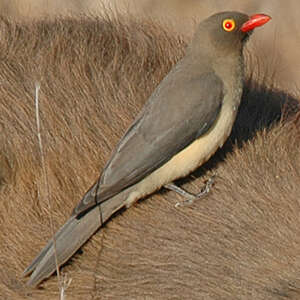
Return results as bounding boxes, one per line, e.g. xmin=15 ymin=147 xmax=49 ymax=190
xmin=164 ymin=175 xmax=215 ymax=207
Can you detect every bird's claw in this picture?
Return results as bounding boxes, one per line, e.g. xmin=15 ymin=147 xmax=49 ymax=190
xmin=174 ymin=175 xmax=215 ymax=207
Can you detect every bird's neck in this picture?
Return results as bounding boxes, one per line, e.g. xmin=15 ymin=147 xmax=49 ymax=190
xmin=214 ymin=51 xmax=244 ymax=107
xmin=213 ymin=49 xmax=244 ymax=79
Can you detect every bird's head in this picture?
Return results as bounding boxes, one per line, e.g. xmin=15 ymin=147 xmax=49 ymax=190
xmin=189 ymin=11 xmax=271 ymax=58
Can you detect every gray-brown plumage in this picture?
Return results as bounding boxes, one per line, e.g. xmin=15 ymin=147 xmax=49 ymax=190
xmin=23 ymin=11 xmax=271 ymax=286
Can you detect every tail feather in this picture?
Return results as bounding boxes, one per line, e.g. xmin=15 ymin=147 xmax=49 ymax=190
xmin=23 ymin=213 xmax=81 ymax=277
xmin=23 ymin=187 xmax=128 ymax=286
xmin=25 ymin=208 xmax=101 ymax=286
xmin=23 ymin=237 xmax=53 ymax=277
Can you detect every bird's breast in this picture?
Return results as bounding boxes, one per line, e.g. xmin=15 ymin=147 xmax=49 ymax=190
xmin=124 ymin=92 xmax=240 ymax=208
xmin=123 ymin=57 xmax=244 ymax=207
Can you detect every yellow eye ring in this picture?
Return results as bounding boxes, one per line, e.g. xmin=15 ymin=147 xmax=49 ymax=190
xmin=223 ymin=19 xmax=236 ymax=32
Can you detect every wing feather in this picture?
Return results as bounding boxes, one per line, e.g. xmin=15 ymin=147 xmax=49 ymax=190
xmin=73 ymin=66 xmax=224 ymax=217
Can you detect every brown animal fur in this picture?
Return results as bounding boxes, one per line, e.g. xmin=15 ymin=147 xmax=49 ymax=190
xmin=0 ymin=15 xmax=300 ymax=299
xmin=2 ymin=1 xmax=300 ymax=93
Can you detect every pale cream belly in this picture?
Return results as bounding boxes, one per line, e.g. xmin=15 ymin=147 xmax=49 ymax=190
xmin=124 ymin=101 xmax=237 ymax=207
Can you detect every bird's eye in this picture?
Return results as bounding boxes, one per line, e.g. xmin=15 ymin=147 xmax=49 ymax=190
xmin=222 ymin=19 xmax=236 ymax=32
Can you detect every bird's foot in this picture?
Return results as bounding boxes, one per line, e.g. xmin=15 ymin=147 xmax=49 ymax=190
xmin=164 ymin=175 xmax=215 ymax=207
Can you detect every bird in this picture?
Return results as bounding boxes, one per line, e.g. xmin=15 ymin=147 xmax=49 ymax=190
xmin=23 ymin=11 xmax=271 ymax=286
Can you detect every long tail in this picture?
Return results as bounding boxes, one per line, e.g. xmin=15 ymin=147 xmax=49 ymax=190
xmin=23 ymin=185 xmax=127 ymax=287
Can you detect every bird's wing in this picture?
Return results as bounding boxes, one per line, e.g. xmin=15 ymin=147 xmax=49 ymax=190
xmin=73 ymin=69 xmax=224 ymax=217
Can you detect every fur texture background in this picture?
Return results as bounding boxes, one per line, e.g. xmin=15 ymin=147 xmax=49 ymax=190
xmin=1 ymin=12 xmax=300 ymax=300
xmin=0 ymin=0 xmax=300 ymax=91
